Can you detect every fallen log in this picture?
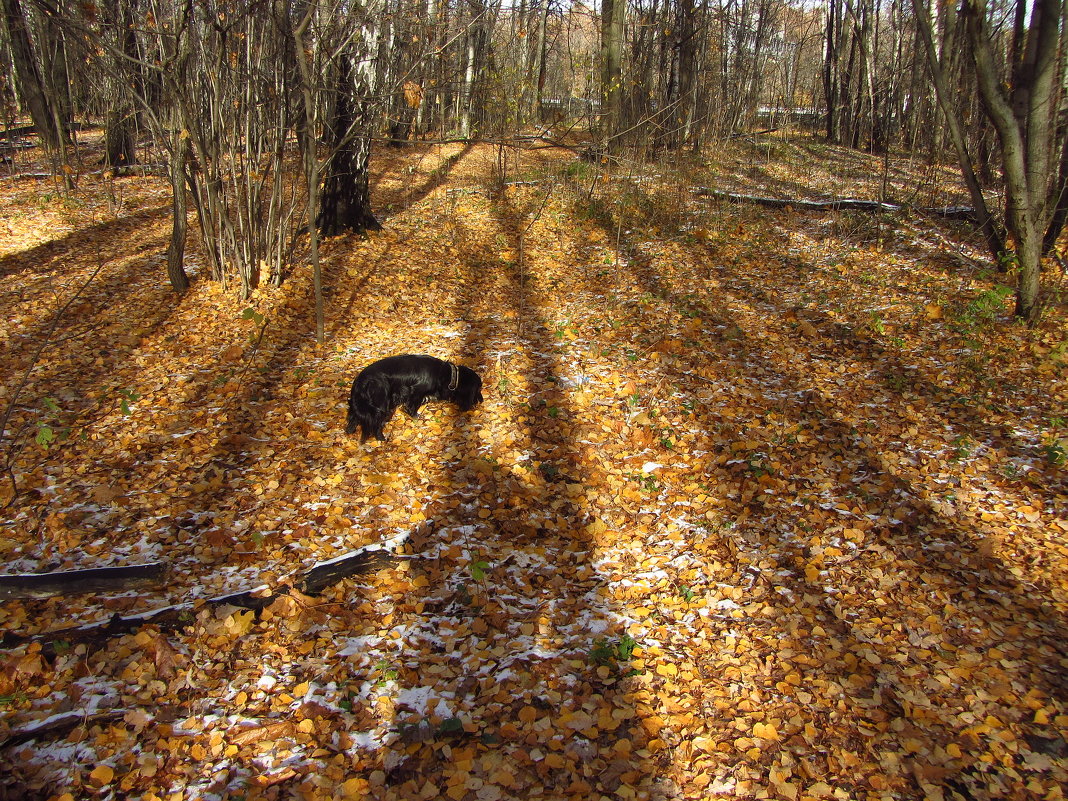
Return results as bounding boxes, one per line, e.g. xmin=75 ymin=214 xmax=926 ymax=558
xmin=0 ymin=710 xmax=127 ymax=749
xmin=0 ymin=122 xmax=92 ymax=141
xmin=729 ymin=128 xmax=779 ymax=139
xmin=0 ymin=543 xmax=405 ymax=657
xmin=297 ymin=546 xmax=400 ymax=595
xmin=0 ymin=562 xmax=167 ymax=600
xmin=695 ymin=188 xmax=976 ymax=221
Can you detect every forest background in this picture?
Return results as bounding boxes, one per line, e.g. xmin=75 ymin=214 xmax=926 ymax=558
xmin=0 ymin=0 xmax=1067 ymax=799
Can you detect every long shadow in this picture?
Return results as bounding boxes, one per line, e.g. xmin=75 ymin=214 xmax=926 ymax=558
xmin=705 ymin=203 xmax=1062 ymax=488
xmin=371 ymin=141 xmax=477 ymax=217
xmin=1 ymin=236 xmax=174 ymax=399
xmin=0 ymin=236 xmax=335 ymax=623
xmin=0 ymin=248 xmax=369 ymax=797
xmin=0 ymin=204 xmax=170 ymax=278
xmin=0 ymin=212 xmax=189 ymax=537
xmin=326 ymin=183 xmax=663 ymax=797
xmin=567 ymin=177 xmax=1068 ymax=797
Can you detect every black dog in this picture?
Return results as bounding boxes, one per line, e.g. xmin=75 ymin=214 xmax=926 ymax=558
xmin=345 ymin=355 xmax=483 ymax=441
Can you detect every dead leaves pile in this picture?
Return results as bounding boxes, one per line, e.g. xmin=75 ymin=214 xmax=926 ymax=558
xmin=0 ymin=140 xmax=1067 ymax=800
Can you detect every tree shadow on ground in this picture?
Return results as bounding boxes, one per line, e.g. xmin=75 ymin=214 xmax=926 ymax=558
xmin=371 ymin=142 xmax=477 ymax=220
xmin=326 ymin=183 xmax=667 ymax=799
xmin=566 ymin=175 xmax=1068 ymax=797
xmin=0 ymin=204 xmax=170 ymax=279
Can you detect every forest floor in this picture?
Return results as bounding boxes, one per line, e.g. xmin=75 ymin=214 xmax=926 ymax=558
xmin=0 ymin=130 xmax=1067 ymax=801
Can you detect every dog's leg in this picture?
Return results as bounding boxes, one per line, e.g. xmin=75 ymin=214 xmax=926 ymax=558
xmin=402 ymin=397 xmax=425 ymax=418
xmin=350 ymin=374 xmax=396 ymax=442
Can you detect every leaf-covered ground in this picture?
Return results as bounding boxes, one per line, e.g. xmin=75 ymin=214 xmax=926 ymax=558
xmin=1 ymin=135 xmax=1067 ymax=801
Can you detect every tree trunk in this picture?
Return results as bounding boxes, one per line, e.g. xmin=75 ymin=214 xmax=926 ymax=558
xmin=1 ymin=0 xmax=64 ymax=153
xmin=317 ymin=57 xmax=380 ymax=237
xmin=103 ymin=111 xmax=136 ymax=168
xmin=101 ymin=0 xmax=138 ymax=169
xmin=911 ymin=0 xmax=1004 ymax=260
xmin=166 ymin=130 xmax=191 ymax=294
xmin=534 ymin=0 xmax=551 ymax=122
xmin=962 ymin=0 xmax=1064 ymax=323
xmin=824 ymin=0 xmax=841 ymax=140
xmin=600 ymin=0 xmax=625 ymax=151
xmin=1043 ymin=135 xmax=1068 ymax=255
xmin=292 ymin=2 xmax=327 ymax=343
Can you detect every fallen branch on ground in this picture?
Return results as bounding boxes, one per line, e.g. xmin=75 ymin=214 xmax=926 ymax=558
xmin=696 ymin=189 xmax=976 ymax=220
xmin=0 ymin=563 xmax=166 ymax=600
xmin=0 ymin=710 xmax=127 ymax=749
xmin=0 ymin=543 xmax=405 ymax=657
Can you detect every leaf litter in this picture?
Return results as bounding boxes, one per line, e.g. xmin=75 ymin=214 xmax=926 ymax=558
xmin=0 ymin=137 xmax=1066 ymax=800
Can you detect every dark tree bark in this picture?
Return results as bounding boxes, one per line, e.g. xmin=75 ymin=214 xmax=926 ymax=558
xmin=0 ymin=563 xmax=165 ymax=600
xmin=911 ymin=0 xmax=1004 ymax=260
xmin=166 ymin=130 xmax=191 ymax=293
xmin=103 ymin=111 xmax=136 ymax=168
xmin=317 ymin=57 xmax=380 ymax=236
xmin=534 ymin=0 xmax=551 ymax=122
xmin=962 ymin=0 xmax=1065 ymax=322
xmin=101 ymin=0 xmax=139 ymax=168
xmin=1043 ymin=136 xmax=1068 ymax=256
xmin=1 ymin=0 xmax=65 ymax=153
xmin=675 ymin=0 xmax=698 ymax=147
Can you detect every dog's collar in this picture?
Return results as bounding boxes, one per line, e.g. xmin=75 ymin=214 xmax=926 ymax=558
xmin=448 ymin=362 xmax=459 ymax=391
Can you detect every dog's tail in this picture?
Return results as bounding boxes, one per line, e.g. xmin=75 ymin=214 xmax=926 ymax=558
xmin=346 ymin=375 xmax=392 ymax=441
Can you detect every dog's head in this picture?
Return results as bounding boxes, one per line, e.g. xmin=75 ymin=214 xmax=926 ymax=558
xmin=453 ymin=365 xmax=483 ymax=411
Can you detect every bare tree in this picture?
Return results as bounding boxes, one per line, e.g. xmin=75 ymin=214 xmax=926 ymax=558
xmin=100 ymin=0 xmax=140 ymax=168
xmin=911 ymin=0 xmax=1003 ymax=259
xmin=600 ymin=0 xmax=625 ymax=150
xmin=961 ymin=0 xmax=1066 ymax=322
xmin=2 ymin=0 xmax=66 ymax=154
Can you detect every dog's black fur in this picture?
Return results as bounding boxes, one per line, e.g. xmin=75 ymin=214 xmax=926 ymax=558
xmin=345 ymin=355 xmax=483 ymax=441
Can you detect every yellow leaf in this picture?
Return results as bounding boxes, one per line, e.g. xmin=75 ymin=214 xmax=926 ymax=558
xmin=656 ymin=662 xmax=678 ymax=678
xmin=753 ymin=722 xmax=779 ymax=740
xmin=585 ymin=518 xmax=607 ymax=535
xmin=544 ymin=753 xmax=566 ymax=768
xmin=225 ymin=610 xmax=256 ymax=636
xmin=341 ymin=778 xmax=367 ymax=799
xmin=403 ymin=81 xmax=423 ymax=108
xmin=470 ymin=458 xmax=495 ymax=476
xmin=925 ymin=304 xmax=943 ymax=319
xmin=561 ymin=710 xmax=595 ymax=730
xmin=692 ymin=736 xmax=717 ymax=754
xmin=774 ymin=781 xmax=798 ymax=800
xmin=89 ymin=765 xmax=114 ymax=785
xmin=641 ymin=715 xmax=664 ymax=736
